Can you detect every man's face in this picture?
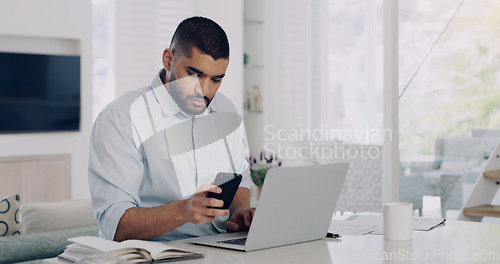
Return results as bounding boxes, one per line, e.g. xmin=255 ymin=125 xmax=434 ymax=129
xmin=165 ymin=47 xmax=229 ymax=116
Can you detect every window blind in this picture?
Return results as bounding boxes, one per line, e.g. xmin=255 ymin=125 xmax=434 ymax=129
xmin=275 ymin=0 xmax=327 ymax=130
xmin=113 ymin=0 xmax=195 ymax=96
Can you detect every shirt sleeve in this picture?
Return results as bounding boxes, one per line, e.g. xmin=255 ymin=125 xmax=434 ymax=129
xmin=88 ymin=109 xmax=143 ymax=240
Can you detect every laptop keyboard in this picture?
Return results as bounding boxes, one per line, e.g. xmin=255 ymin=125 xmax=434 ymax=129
xmin=217 ymin=237 xmax=247 ymax=245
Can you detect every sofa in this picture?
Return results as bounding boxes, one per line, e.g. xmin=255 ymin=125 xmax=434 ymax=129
xmin=0 ymin=198 xmax=98 ymax=264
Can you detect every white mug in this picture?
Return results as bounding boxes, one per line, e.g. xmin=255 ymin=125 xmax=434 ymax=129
xmin=383 ymin=202 xmax=413 ymax=240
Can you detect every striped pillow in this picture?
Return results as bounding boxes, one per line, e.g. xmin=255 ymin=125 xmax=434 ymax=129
xmin=0 ymin=194 xmax=21 ymax=236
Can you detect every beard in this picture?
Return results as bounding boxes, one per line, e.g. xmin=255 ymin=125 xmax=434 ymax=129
xmin=168 ymin=74 xmax=213 ymax=116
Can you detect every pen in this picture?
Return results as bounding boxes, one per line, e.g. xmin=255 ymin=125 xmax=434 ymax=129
xmin=326 ymin=233 xmax=342 ymax=239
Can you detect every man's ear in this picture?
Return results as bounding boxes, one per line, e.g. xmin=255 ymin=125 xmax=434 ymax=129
xmin=162 ymin=48 xmax=174 ymax=71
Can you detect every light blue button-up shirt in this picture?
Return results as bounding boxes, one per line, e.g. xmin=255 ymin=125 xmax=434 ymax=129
xmin=88 ymin=70 xmax=251 ymax=241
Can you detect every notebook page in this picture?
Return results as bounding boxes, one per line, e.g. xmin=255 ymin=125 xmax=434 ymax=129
xmin=69 ymin=236 xmax=122 ymax=252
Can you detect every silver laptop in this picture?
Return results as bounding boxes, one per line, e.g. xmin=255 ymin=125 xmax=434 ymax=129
xmin=189 ymin=163 xmax=348 ymax=251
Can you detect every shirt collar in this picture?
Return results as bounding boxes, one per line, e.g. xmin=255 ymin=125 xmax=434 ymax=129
xmin=207 ymin=93 xmax=224 ymax=113
xmin=151 ymin=69 xmax=182 ymax=117
xmin=151 ymin=69 xmax=224 ymax=117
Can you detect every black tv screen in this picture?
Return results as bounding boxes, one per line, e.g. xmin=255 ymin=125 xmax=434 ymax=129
xmin=0 ymin=52 xmax=80 ymax=133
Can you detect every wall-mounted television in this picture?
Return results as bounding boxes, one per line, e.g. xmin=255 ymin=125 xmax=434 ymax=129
xmin=0 ymin=52 xmax=80 ymax=133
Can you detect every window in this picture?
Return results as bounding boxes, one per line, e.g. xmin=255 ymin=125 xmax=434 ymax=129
xmin=266 ymin=0 xmax=384 ymax=213
xmin=327 ymin=0 xmax=383 ymax=143
xmin=92 ymin=0 xmax=196 ymax=120
xmin=399 ymin=0 xmax=500 ymax=218
xmin=270 ymin=0 xmax=384 ymax=143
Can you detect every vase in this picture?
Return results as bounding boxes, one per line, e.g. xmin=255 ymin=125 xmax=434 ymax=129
xmin=254 ymin=185 xmax=262 ymax=199
xmin=250 ymin=184 xmax=262 ymax=207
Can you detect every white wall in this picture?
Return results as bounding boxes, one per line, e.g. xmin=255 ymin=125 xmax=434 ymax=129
xmin=196 ymin=0 xmax=244 ymax=114
xmin=105 ymin=0 xmax=243 ymax=114
xmin=0 ymin=0 xmax=93 ymax=199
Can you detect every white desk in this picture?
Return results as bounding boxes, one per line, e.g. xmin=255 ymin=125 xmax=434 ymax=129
xmin=45 ymin=220 xmax=500 ymax=264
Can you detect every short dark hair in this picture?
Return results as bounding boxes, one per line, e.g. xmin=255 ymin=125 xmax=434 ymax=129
xmin=170 ymin=16 xmax=229 ymax=60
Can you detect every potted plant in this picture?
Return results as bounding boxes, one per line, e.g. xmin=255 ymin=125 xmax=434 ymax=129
xmin=247 ymin=151 xmax=282 ymax=198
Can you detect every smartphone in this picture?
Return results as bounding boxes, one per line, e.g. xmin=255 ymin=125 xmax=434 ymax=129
xmin=206 ymin=172 xmax=242 ymax=209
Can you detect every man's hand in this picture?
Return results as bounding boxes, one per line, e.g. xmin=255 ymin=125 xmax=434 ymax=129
xmin=184 ymin=184 xmax=229 ymax=224
xmin=224 ymin=208 xmax=256 ymax=232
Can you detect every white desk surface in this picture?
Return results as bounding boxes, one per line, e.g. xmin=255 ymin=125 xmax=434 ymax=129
xmin=45 ymin=219 xmax=500 ymax=264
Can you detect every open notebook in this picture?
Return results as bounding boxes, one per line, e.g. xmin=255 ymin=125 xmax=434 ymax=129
xmin=58 ymin=236 xmax=203 ymax=263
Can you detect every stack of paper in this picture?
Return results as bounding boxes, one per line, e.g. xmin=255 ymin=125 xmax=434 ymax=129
xmin=329 ymin=213 xmax=446 ymax=236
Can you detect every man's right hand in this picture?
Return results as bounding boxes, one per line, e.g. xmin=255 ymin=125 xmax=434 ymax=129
xmin=114 ymin=184 xmax=228 ymax=241
xmin=183 ymin=184 xmax=229 ymax=224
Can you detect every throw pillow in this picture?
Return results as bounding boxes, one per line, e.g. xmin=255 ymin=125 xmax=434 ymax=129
xmin=0 ymin=194 xmax=21 ymax=236
xmin=20 ymin=199 xmax=97 ymax=235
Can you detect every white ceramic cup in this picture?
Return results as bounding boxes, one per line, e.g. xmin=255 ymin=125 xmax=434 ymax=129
xmin=383 ymin=202 xmax=413 ymax=240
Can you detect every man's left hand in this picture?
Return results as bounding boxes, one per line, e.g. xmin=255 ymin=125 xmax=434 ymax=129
xmin=224 ymin=208 xmax=256 ymax=232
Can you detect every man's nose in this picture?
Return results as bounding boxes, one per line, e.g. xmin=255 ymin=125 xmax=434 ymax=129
xmin=196 ymin=77 xmax=210 ymax=96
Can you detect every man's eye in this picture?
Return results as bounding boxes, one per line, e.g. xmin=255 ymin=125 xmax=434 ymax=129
xmin=212 ymin=79 xmax=221 ymax=83
xmin=188 ymin=72 xmax=201 ymax=78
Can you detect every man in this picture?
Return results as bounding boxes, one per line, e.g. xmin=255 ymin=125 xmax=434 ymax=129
xmin=89 ymin=16 xmax=254 ymax=242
